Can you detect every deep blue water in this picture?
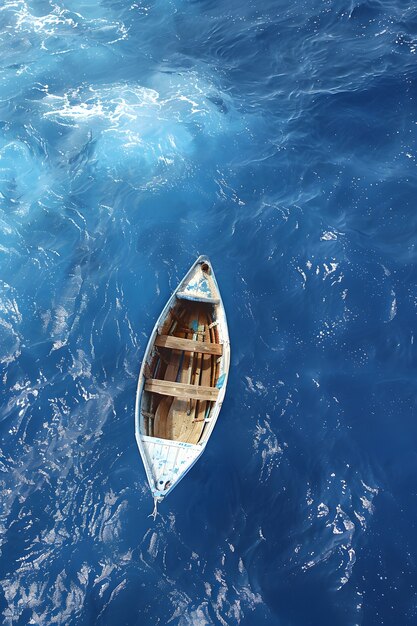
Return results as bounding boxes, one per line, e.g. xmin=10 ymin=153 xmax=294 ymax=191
xmin=1 ymin=0 xmax=417 ymax=624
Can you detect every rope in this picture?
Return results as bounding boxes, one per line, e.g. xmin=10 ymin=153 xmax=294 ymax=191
xmin=208 ymin=321 xmax=218 ymax=329
xmin=149 ymin=497 xmax=159 ymax=521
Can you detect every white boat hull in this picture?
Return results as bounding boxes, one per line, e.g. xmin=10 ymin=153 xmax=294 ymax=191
xmin=135 ymin=256 xmax=230 ymax=501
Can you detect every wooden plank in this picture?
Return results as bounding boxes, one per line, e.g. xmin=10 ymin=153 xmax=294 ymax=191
xmin=153 ymin=316 xmax=185 ymax=439
xmin=182 ymin=311 xmax=210 ymax=444
xmin=175 ymin=312 xmax=205 ymax=443
xmin=184 ymin=311 xmax=213 ymax=444
xmin=167 ymin=308 xmax=197 ymax=441
xmin=145 ymin=379 xmax=219 ymax=401
xmin=154 ymin=392 xmax=174 ymax=440
xmin=154 ymin=334 xmax=222 ymax=356
xmin=189 ymin=323 xmax=204 ymax=416
xmin=176 ymin=291 xmax=220 ymax=305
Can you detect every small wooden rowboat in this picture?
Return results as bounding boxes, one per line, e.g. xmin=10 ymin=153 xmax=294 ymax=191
xmin=135 ymin=256 xmax=230 ymax=505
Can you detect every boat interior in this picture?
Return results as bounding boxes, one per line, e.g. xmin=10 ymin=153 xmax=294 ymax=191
xmin=141 ymin=299 xmax=222 ymax=445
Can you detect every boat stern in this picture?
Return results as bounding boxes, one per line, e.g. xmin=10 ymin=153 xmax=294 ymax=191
xmin=139 ymin=435 xmax=204 ymax=499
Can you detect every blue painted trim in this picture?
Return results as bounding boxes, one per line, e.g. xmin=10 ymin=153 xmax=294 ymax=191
xmin=216 ymin=373 xmax=226 ymax=389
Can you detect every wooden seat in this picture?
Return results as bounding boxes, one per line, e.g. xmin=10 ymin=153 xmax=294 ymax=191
xmin=145 ymin=379 xmax=219 ymax=401
xmin=154 ymin=334 xmax=223 ymax=356
xmin=176 ymin=292 xmax=220 ymax=305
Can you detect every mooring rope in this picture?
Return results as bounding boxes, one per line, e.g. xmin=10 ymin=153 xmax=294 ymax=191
xmin=149 ymin=497 xmax=159 ymax=521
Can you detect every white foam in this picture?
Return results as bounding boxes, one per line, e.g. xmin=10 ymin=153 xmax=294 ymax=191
xmin=320 ymin=230 xmax=338 ymax=241
xmin=317 ymin=503 xmax=329 ymax=518
xmin=388 ymin=290 xmax=397 ymax=321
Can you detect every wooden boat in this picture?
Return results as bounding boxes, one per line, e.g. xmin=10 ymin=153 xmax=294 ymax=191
xmin=135 ymin=256 xmax=230 ymax=506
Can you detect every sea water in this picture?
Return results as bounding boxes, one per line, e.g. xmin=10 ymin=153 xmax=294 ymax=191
xmin=0 ymin=1 xmax=416 ymax=624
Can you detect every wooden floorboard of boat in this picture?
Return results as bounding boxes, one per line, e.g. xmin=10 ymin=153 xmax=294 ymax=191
xmin=149 ymin=303 xmax=220 ymax=444
xmin=153 ymin=312 xmax=186 ymax=439
xmin=183 ymin=310 xmax=214 ymax=444
xmin=175 ymin=309 xmax=207 ymax=444
xmin=166 ymin=307 xmax=196 ymax=441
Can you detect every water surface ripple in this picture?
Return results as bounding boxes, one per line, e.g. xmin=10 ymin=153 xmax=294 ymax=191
xmin=1 ymin=1 xmax=417 ymax=624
